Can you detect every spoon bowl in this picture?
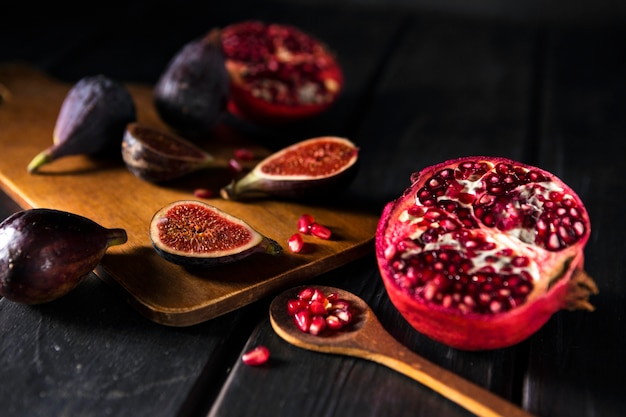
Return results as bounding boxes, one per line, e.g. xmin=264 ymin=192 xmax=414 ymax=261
xmin=270 ymin=285 xmax=534 ymax=417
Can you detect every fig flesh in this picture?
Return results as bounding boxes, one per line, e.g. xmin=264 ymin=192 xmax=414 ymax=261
xmin=153 ymin=29 xmax=229 ymax=140
xmin=122 ymin=122 xmax=223 ymax=182
xmin=220 ymin=136 xmax=359 ymax=200
xmin=0 ymin=208 xmax=127 ymax=304
xmin=150 ymin=200 xmax=283 ymax=268
xmin=27 ymin=75 xmax=136 ymax=173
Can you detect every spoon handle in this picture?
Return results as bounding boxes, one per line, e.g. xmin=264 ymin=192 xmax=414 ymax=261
xmin=350 ymin=318 xmax=535 ymax=417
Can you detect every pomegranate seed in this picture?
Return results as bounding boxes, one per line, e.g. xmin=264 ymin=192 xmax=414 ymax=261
xmin=287 ymin=298 xmax=306 ymax=315
xmin=234 ymin=148 xmax=255 ymax=161
xmin=242 ymin=345 xmax=270 ymax=366
xmin=297 ymin=214 xmax=315 ymax=233
xmin=288 ymin=233 xmax=304 ymax=253
xmin=309 ymin=300 xmax=328 ymax=316
xmin=297 ymin=287 xmax=315 ymax=301
xmin=228 ymin=158 xmax=243 ymax=173
xmin=294 ymin=310 xmax=311 ymax=332
xmin=325 ymin=315 xmax=343 ymax=330
xmin=287 ymin=287 xmax=353 ymax=335
xmin=193 ymin=188 xmax=213 ymax=198
xmin=309 ymin=315 xmax=327 ymax=335
xmin=310 ymin=223 xmax=332 ymax=240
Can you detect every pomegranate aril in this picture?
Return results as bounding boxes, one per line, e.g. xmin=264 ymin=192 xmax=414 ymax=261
xmin=287 ymin=298 xmax=306 ymax=315
xmin=309 ymin=300 xmax=328 ymax=316
xmin=297 ymin=287 xmax=315 ymax=301
xmin=193 ymin=188 xmax=213 ymax=198
xmin=234 ymin=148 xmax=255 ymax=161
xmin=309 ymin=315 xmax=327 ymax=335
xmin=228 ymin=158 xmax=243 ymax=173
xmin=298 ymin=214 xmax=315 ymax=233
xmin=325 ymin=315 xmax=343 ymax=330
xmin=288 ymin=233 xmax=304 ymax=253
xmin=287 ymin=287 xmax=353 ymax=335
xmin=310 ymin=223 xmax=332 ymax=239
xmin=293 ymin=309 xmax=311 ymax=332
xmin=242 ymin=345 xmax=270 ymax=366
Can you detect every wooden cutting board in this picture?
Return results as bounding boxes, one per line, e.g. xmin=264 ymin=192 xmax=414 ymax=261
xmin=0 ymin=63 xmax=379 ymax=326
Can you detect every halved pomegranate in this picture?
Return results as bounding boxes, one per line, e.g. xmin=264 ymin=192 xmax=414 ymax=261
xmin=221 ymin=20 xmax=343 ymax=124
xmin=376 ymin=156 xmax=598 ymax=350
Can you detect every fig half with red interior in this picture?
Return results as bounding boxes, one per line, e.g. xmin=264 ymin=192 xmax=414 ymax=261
xmin=375 ymin=156 xmax=598 ymax=350
xmin=221 ymin=20 xmax=344 ymax=125
xmin=150 ymin=200 xmax=283 ymax=268
xmin=220 ymin=136 xmax=359 ymax=200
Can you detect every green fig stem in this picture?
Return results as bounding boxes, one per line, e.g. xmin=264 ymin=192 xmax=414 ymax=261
xmin=220 ymin=171 xmax=262 ymax=200
xmin=106 ymin=228 xmax=128 ymax=247
xmin=27 ymin=149 xmax=55 ymax=173
xmin=261 ymin=236 xmax=283 ymax=256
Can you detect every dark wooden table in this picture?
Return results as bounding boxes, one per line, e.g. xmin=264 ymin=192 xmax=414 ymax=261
xmin=1 ymin=2 xmax=625 ymax=416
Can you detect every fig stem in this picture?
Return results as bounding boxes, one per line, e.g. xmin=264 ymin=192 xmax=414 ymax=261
xmin=27 ymin=149 xmax=54 ymax=173
xmin=220 ymin=172 xmax=262 ymax=200
xmin=106 ymin=228 xmax=128 ymax=247
xmin=261 ymin=237 xmax=283 ymax=256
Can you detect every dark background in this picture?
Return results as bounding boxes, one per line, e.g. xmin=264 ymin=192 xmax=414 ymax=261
xmin=1 ymin=1 xmax=625 ymax=417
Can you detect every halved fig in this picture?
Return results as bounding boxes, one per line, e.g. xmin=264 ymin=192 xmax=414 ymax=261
xmin=220 ymin=136 xmax=358 ymax=200
xmin=122 ymin=122 xmax=224 ymax=182
xmin=150 ymin=200 xmax=283 ymax=267
xmin=221 ymin=20 xmax=344 ymax=125
xmin=27 ymin=75 xmax=136 ymax=173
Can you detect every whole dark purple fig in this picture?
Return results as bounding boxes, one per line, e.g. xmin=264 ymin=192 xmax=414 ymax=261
xmin=153 ymin=29 xmax=230 ymax=140
xmin=150 ymin=200 xmax=282 ymax=268
xmin=220 ymin=136 xmax=359 ymax=200
xmin=0 ymin=208 xmax=127 ymax=304
xmin=122 ymin=122 xmax=224 ymax=182
xmin=27 ymin=75 xmax=137 ymax=173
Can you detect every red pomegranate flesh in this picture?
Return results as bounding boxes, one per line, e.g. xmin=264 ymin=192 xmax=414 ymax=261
xmin=221 ymin=20 xmax=343 ymax=124
xmin=375 ymin=156 xmax=598 ymax=350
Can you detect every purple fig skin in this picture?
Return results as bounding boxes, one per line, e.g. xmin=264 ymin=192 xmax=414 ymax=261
xmin=0 ymin=209 xmax=127 ymax=304
xmin=122 ymin=122 xmax=222 ymax=183
xmin=150 ymin=200 xmax=282 ymax=268
xmin=27 ymin=75 xmax=137 ymax=173
xmin=153 ymin=29 xmax=230 ymax=140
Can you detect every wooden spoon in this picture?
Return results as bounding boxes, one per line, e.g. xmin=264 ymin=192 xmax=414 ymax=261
xmin=269 ymin=285 xmax=535 ymax=417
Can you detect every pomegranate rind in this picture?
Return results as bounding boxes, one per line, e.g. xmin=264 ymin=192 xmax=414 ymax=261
xmin=150 ymin=200 xmax=282 ymax=267
xmin=220 ymin=136 xmax=359 ymax=200
xmin=375 ymin=156 xmax=596 ymax=350
xmin=221 ymin=20 xmax=344 ymax=125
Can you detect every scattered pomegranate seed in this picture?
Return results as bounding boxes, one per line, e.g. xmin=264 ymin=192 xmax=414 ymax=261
xmin=193 ymin=188 xmax=213 ymax=198
xmin=287 ymin=287 xmax=353 ymax=335
xmin=228 ymin=158 xmax=243 ymax=172
xmin=241 ymin=345 xmax=270 ymax=366
xmin=297 ymin=214 xmax=315 ymax=234
xmin=288 ymin=233 xmax=304 ymax=253
xmin=234 ymin=147 xmax=255 ymax=161
xmin=310 ymin=223 xmax=332 ymax=240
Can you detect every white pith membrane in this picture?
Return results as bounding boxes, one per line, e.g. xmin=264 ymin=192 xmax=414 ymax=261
xmin=384 ymin=161 xmax=587 ymax=316
xmin=253 ymin=137 xmax=358 ymax=180
xmin=151 ymin=201 xmax=262 ymax=258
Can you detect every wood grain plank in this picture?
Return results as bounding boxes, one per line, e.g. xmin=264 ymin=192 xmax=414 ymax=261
xmin=0 ymin=64 xmax=379 ymax=326
xmin=527 ymin=25 xmax=626 ymax=417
